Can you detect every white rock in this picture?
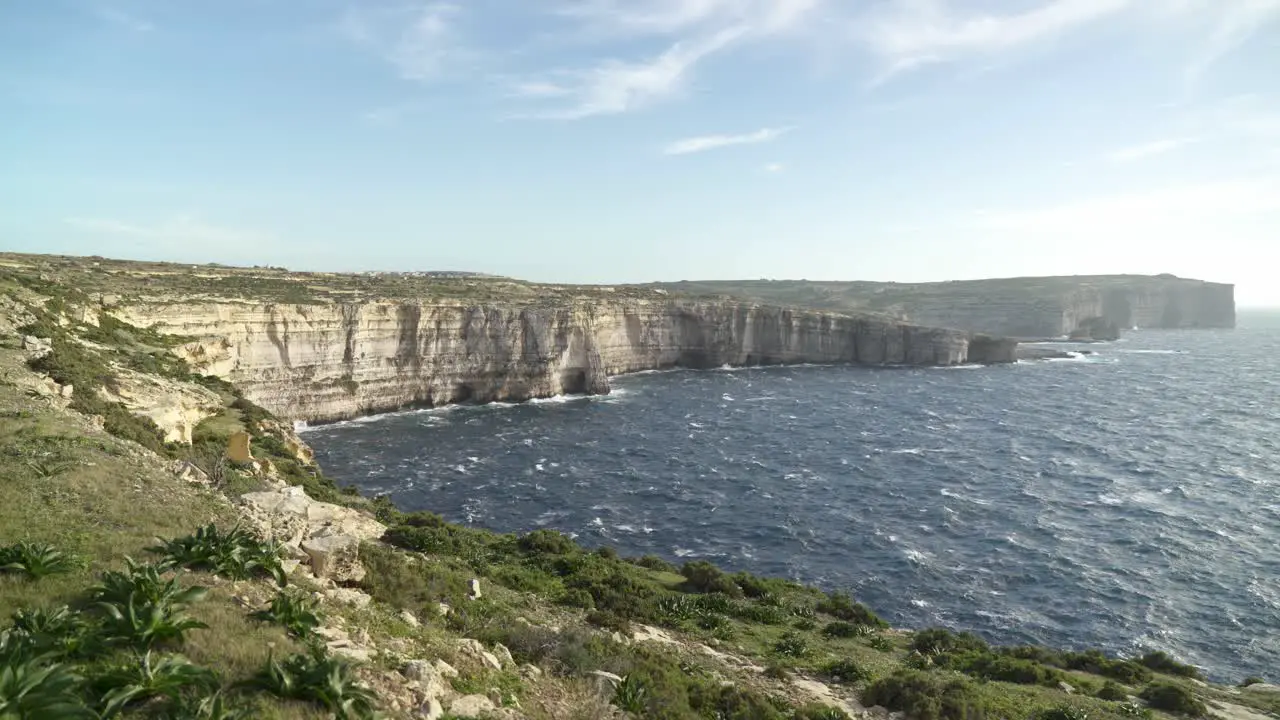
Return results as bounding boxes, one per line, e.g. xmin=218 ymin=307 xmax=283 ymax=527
xmin=329 ymin=645 xmax=371 ymax=662
xmin=324 ymin=587 xmax=372 ymax=608
xmin=301 ymin=533 xmax=364 ymax=582
xmin=437 ymin=602 xmax=452 ymax=617
xmin=434 ymin=659 xmax=460 ymax=678
xmin=1059 ymin=681 xmax=1076 ymax=694
xmin=468 ymin=578 xmax=482 ymax=600
xmin=448 ymin=694 xmax=497 ymax=718
xmin=401 ymin=609 xmax=421 ymax=628
xmin=588 ymin=670 xmax=623 ymax=697
xmin=493 ymin=643 xmax=514 ymax=668
xmin=417 ymin=697 xmax=445 ymax=720
xmin=403 ymin=660 xmax=451 ymax=702
xmin=518 ymin=664 xmax=542 ymax=680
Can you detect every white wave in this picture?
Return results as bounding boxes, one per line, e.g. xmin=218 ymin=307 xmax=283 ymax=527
xmin=674 ymin=547 xmax=696 ymax=557
xmin=721 ymin=393 xmax=736 ymax=401
xmin=590 ymin=517 xmax=603 ymax=527
xmin=930 ymin=364 xmax=985 ymax=370
xmin=1116 ymin=349 xmax=1186 ymax=355
xmin=1098 ymin=494 xmax=1124 ymax=506
xmin=911 ymin=598 xmax=930 ymax=608
xmin=616 ymin=524 xmax=636 ymax=533
xmin=452 ymin=464 xmax=467 ymax=473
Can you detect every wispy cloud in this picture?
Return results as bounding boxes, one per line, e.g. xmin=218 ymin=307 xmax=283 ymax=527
xmin=663 ymin=126 xmax=793 ymax=155
xmin=1107 ymin=136 xmax=1197 ymax=163
xmin=524 ymin=27 xmax=745 ymax=119
xmin=65 ymin=216 xmax=275 ymax=248
xmin=557 ymin=0 xmax=821 ymax=37
xmin=95 ymin=6 xmax=155 ymax=32
xmin=340 ymin=2 xmax=465 ymax=82
xmin=764 ymin=162 xmax=785 ymax=172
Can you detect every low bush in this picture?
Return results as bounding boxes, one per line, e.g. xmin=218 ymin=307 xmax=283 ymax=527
xmin=518 ymin=529 xmax=578 ymax=556
xmin=151 ymin=524 xmax=287 ymax=586
xmin=612 ymin=674 xmax=648 ymax=714
xmin=689 ymin=683 xmax=788 ymax=720
xmin=0 ymin=649 xmax=95 ymax=719
xmin=680 ymin=561 xmax=743 ymax=598
xmin=1138 ymin=651 xmax=1202 ymax=680
xmin=773 ymin=632 xmax=810 ymax=658
xmin=1037 ymin=706 xmax=1091 ymax=720
xmin=862 ymin=671 xmax=987 ymax=720
xmin=795 ymin=705 xmax=853 ymax=720
xmin=8 ymin=606 xmax=100 ymax=661
xmin=253 ymin=592 xmax=321 ymax=639
xmin=0 ymin=541 xmax=80 ymax=580
xmin=95 ymin=651 xmax=217 ymax=717
xmin=1140 ymin=682 xmax=1207 ymax=717
xmin=251 ymin=650 xmax=377 ymax=719
xmin=733 ymin=602 xmax=788 ymax=625
xmin=946 ymin=651 xmax=1063 ymax=686
xmin=97 ymin=589 xmax=209 ymax=650
xmin=1062 ymin=651 xmax=1152 ymax=685
xmin=822 ymin=659 xmax=873 ymax=684
xmin=358 ymin=542 xmax=470 ymax=613
xmin=630 ymin=554 xmax=678 ymax=573
xmin=1240 ymin=677 xmax=1265 ymax=688
xmin=910 ymin=628 xmax=988 ymax=656
xmin=817 ymin=593 xmax=887 ymax=628
xmin=867 ymin=635 xmax=895 ymax=652
xmin=823 ymin=621 xmax=873 ymax=639
xmin=1096 ymin=681 xmax=1129 ymax=701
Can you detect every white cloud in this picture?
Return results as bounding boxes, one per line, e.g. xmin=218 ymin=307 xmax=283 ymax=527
xmin=96 ymin=6 xmax=155 ymax=32
xmin=527 ymin=27 xmax=745 ymax=119
xmin=65 ymin=216 xmax=275 ymax=248
xmin=764 ymin=162 xmax=785 ymax=172
xmin=510 ymin=81 xmax=574 ymax=98
xmin=1186 ymin=0 xmax=1280 ymax=80
xmin=341 ymin=3 xmax=463 ymax=82
xmin=1106 ymin=136 xmax=1197 ymax=163
xmin=557 ymin=0 xmax=821 ymax=36
xmin=663 ymin=126 xmax=793 ymax=155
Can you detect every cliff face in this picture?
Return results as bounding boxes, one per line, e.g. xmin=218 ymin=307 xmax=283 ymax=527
xmin=655 ymin=276 xmax=1237 ymax=340
xmin=116 ymin=300 xmax=1016 ymax=422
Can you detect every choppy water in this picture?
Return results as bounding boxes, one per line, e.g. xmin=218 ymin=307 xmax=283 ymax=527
xmin=306 ymin=313 xmax=1280 ymax=681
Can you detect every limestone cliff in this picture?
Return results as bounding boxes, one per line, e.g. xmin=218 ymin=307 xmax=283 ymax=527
xmin=654 ymin=276 xmax=1237 ymax=339
xmin=114 ymin=299 xmax=1017 ymax=423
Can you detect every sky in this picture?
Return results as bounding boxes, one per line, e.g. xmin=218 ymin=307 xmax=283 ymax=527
xmin=2 ymin=1 xmax=1279 ymax=305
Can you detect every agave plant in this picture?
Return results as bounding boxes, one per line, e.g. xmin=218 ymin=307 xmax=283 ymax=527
xmin=251 ymin=650 xmax=378 ymax=720
xmin=253 ymin=591 xmax=321 ymax=639
xmin=0 ymin=642 xmax=95 ymax=719
xmin=162 ymin=690 xmax=248 ymax=720
xmin=0 ymin=541 xmax=80 ymax=580
xmin=97 ymin=651 xmax=218 ymax=718
xmin=612 ymin=674 xmax=648 ymax=714
xmin=151 ymin=524 xmax=287 ymax=586
xmin=9 ymin=605 xmax=101 ymax=660
xmin=91 ymin=558 xmax=201 ymax=607
xmin=97 ymin=590 xmax=209 ymax=650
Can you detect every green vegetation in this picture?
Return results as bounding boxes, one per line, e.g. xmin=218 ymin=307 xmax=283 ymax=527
xmin=251 ymin=650 xmax=377 ymax=720
xmin=253 ymin=592 xmax=322 ymax=641
xmin=0 ymin=541 xmax=81 ymax=580
xmin=1139 ymin=683 xmax=1207 ymax=717
xmin=151 ymin=524 xmax=288 ymax=586
xmin=863 ymin=671 xmax=987 ymax=720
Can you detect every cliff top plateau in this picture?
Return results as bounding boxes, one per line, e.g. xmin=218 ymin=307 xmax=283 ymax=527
xmin=0 ymin=255 xmax=1271 ymax=719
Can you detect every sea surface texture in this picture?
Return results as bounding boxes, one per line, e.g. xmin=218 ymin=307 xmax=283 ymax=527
xmin=306 ymin=315 xmax=1280 ymax=681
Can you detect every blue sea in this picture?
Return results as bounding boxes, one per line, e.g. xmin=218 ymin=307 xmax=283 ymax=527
xmin=305 ymin=311 xmax=1280 ymax=681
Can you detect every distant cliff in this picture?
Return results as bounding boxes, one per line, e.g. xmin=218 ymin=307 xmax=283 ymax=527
xmin=115 ymin=299 xmax=1017 ymax=422
xmin=653 ymin=276 xmax=1236 ymax=339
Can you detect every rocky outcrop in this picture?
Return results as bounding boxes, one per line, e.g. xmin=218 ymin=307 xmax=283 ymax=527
xmin=238 ymin=485 xmax=386 ymax=582
xmin=114 ymin=299 xmax=1017 ymax=422
xmin=98 ymin=367 xmax=225 ymax=444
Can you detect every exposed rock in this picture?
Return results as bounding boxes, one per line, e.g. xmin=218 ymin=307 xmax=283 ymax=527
xmin=171 ymin=460 xmax=209 ymax=484
xmin=58 ymin=383 xmax=74 ymax=398
xmin=448 ymin=694 xmax=497 ymax=718
xmin=632 ymin=624 xmax=680 ymax=646
xmin=456 ymin=639 xmax=502 ymax=671
xmin=21 ymin=335 xmax=51 ymax=358
xmin=402 ymin=660 xmax=451 ymax=703
xmin=468 ymin=578 xmax=482 ymax=600
xmin=433 ymin=659 xmax=459 ymax=678
xmin=417 ymin=698 xmax=445 ymax=720
xmin=437 ymin=602 xmax=452 ymax=617
xmin=324 ymin=587 xmax=373 ymax=608
xmin=789 ymin=677 xmax=862 ymax=718
xmin=1243 ymin=684 xmax=1279 ymax=694
xmin=1209 ymin=700 xmax=1275 ymax=720
xmin=518 ymin=664 xmax=542 ymax=680
xmin=117 ymin=299 xmax=1016 ymax=423
xmin=97 ymin=367 xmax=224 ymax=444
xmin=227 ymin=431 xmax=253 ymax=464
xmin=493 ymin=643 xmax=514 ymax=669
xmin=588 ymin=670 xmax=623 ymax=698
xmin=400 ymin=610 xmax=421 ymax=628
xmin=1059 ymin=682 xmax=1076 ymax=694
xmin=301 ymin=533 xmax=364 ymax=582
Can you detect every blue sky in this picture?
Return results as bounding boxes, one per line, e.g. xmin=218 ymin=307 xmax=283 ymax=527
xmin=2 ymin=1 xmax=1279 ymax=304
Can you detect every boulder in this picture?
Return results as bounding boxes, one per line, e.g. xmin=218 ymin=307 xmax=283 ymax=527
xmin=434 ymin=659 xmax=460 ymax=678
xmin=468 ymin=578 xmax=482 ymax=600
xmin=22 ymin=335 xmax=51 ymax=358
xmin=403 ymin=660 xmax=451 ymax=703
xmin=588 ymin=670 xmax=623 ymax=698
xmin=493 ymin=643 xmax=514 ymax=669
xmin=401 ymin=610 xmax=421 ymax=628
xmin=323 ymin=587 xmax=373 ymax=608
xmin=301 ymin=533 xmax=364 ymax=582
xmin=417 ymin=697 xmax=445 ymax=720
xmin=448 ymin=694 xmax=497 ymax=718
xmin=457 ymin=639 xmax=502 ymax=671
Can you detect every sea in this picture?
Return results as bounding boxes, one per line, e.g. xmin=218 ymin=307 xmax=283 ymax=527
xmin=304 ymin=311 xmax=1280 ymax=682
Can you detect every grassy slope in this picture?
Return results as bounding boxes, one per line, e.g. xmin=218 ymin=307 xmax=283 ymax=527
xmin=0 ymin=257 xmax=1270 ymax=720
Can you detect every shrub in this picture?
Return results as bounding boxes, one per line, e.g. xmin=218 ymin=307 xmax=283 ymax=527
xmin=681 ymin=561 xmax=743 ymax=598
xmin=254 ymin=592 xmax=321 ymax=639
xmin=1096 ymin=681 xmax=1129 ymax=701
xmin=612 ymin=674 xmax=648 ymax=714
xmin=95 ymin=651 xmax=217 ymax=717
xmin=1037 ymin=706 xmax=1091 ymax=720
xmin=163 ymin=690 xmax=248 ymax=720
xmin=793 ymin=618 xmax=817 ymax=632
xmin=733 ymin=572 xmax=795 ymax=600
xmin=949 ymin=652 xmax=1062 ymax=686
xmin=630 ymin=555 xmax=678 ymax=573
xmin=251 ymin=650 xmax=378 ymax=719
xmin=0 ymin=542 xmax=80 ymax=580
xmin=868 ymin=635 xmax=895 ymax=652
xmin=8 ymin=606 xmax=100 ymax=661
xmin=1118 ymin=702 xmax=1152 ymax=718
xmin=518 ymin=529 xmax=578 ymax=556
xmin=822 ymin=659 xmax=872 ymax=684
xmin=734 ymin=603 xmax=788 ymax=625
xmin=0 ymin=653 xmax=94 ymax=719
xmin=689 ymin=683 xmax=788 ymax=720
xmin=795 ymin=705 xmax=853 ymax=720
xmin=97 ymin=591 xmax=209 ymax=650
xmin=1062 ymin=651 xmax=1152 ymax=685
xmin=586 ymin=611 xmax=632 ymax=635
xmin=817 ymin=593 xmax=887 ymax=628
xmin=358 ymin=542 xmax=470 ymax=612
xmin=1240 ymin=677 xmax=1265 ymax=687
xmin=692 ymin=593 xmax=736 ymax=615
xmin=1140 ymin=682 xmax=1207 ymax=717
xmin=823 ymin=621 xmax=873 ymax=639
xmin=862 ymin=671 xmax=986 ymax=720
xmin=151 ymin=524 xmax=287 ymax=586
xmin=910 ymin=628 xmax=988 ymax=656
xmin=773 ymin=632 xmax=810 ymax=658
xmin=764 ymin=665 xmax=792 ymax=681
xmin=1138 ymin=652 xmax=1202 ymax=680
